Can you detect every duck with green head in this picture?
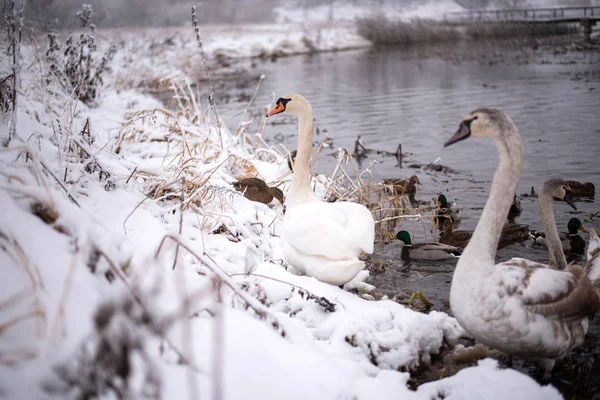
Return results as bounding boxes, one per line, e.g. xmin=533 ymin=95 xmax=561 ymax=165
xmin=531 ymin=217 xmax=588 ymax=255
xmin=395 ymin=230 xmax=462 ymax=261
xmin=435 ymin=194 xmax=461 ymax=227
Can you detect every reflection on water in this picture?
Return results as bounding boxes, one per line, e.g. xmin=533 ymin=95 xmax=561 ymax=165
xmin=208 ymin=43 xmax=600 ymax=397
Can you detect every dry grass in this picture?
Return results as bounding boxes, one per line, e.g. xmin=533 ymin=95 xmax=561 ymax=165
xmin=357 ymin=17 xmax=462 ymax=46
xmin=356 ymin=15 xmax=579 ymax=46
xmin=465 ymin=21 xmax=578 ymax=41
xmin=115 ymin=76 xmax=422 ymax=243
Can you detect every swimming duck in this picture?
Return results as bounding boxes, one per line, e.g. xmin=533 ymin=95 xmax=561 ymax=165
xmin=383 ymin=175 xmax=421 ymax=196
xmin=395 ymin=230 xmax=462 ymax=261
xmin=444 ymin=108 xmax=599 ymax=376
xmin=233 ymin=177 xmax=285 ymax=206
xmin=435 ymin=194 xmax=461 ymax=226
xmin=440 ymin=219 xmax=529 ymax=249
xmin=531 ymin=218 xmax=587 ymax=256
xmin=266 ymin=94 xmax=375 ymax=286
xmin=565 ymin=180 xmax=595 ymax=197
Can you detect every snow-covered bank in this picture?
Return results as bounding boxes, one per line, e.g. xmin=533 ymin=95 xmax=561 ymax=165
xmin=98 ymin=21 xmax=369 ymax=90
xmin=0 ymin=22 xmax=564 ymax=400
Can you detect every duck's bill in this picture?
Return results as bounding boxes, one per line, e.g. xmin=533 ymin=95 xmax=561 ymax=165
xmin=444 ymin=122 xmax=471 ymax=147
xmin=580 ymin=225 xmax=588 ymax=233
xmin=564 ymin=191 xmax=577 ymax=210
xmin=266 ymin=103 xmax=285 ymax=118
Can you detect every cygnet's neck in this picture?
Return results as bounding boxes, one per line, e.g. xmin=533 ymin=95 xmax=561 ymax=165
xmin=538 ymin=185 xmax=567 ymax=269
xmin=460 ymin=127 xmax=523 ymax=269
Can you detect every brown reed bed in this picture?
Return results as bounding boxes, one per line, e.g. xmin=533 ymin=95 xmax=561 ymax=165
xmin=356 ymin=15 xmax=579 ymax=46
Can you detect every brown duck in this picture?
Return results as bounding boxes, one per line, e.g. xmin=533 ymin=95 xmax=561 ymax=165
xmin=565 ymin=180 xmax=595 ymax=197
xmin=440 ymin=219 xmax=529 ymax=249
xmin=233 ymin=178 xmax=285 ymax=206
xmin=383 ymin=175 xmax=421 ymax=196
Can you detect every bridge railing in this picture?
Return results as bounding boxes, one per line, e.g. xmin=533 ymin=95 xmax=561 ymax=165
xmin=444 ymin=6 xmax=600 ymax=22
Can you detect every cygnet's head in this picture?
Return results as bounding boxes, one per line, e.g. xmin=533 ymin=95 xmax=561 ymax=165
xmin=540 ymin=178 xmax=577 ymax=210
xmin=444 ymin=108 xmax=514 ymax=147
xmin=266 ymin=93 xmax=312 ymax=118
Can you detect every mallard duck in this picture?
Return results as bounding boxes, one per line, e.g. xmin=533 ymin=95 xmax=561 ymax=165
xmin=233 ymin=178 xmax=285 ymax=206
xmin=444 ymin=108 xmax=599 ymax=376
xmin=565 ymin=180 xmax=595 ymax=197
xmin=395 ymin=230 xmax=461 ymax=261
xmin=383 ymin=175 xmax=421 ymax=196
xmin=531 ymin=218 xmax=587 ymax=255
xmin=435 ymin=194 xmax=461 ymax=226
xmin=440 ymin=220 xmax=528 ymax=249
xmin=265 ymin=94 xmax=375 ymax=286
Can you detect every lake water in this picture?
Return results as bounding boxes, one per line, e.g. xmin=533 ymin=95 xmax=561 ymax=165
xmin=197 ymin=41 xmax=600 ymax=397
xmin=212 ymin=42 xmax=600 ymax=230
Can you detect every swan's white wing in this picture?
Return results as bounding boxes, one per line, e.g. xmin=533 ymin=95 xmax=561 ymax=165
xmin=500 ymin=258 xmax=599 ymax=321
xmin=282 ymin=201 xmax=374 ymax=260
xmin=327 ymin=201 xmax=375 ymax=253
xmin=587 ymin=228 xmax=600 ymax=262
xmin=585 ymin=229 xmax=600 ymax=282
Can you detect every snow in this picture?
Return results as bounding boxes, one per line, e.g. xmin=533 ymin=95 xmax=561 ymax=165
xmin=0 ymin=14 xmax=563 ymax=400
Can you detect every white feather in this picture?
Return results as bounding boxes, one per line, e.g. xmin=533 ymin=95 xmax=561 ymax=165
xmin=282 ymin=200 xmax=374 ymax=285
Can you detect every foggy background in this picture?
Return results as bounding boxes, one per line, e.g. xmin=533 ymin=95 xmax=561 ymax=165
xmin=6 ymin=0 xmax=600 ymax=30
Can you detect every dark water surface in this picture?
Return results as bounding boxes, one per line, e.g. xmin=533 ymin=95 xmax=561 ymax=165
xmin=206 ymin=42 xmax=600 ymax=398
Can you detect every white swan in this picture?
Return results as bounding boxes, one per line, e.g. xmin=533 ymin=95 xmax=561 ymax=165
xmin=444 ymin=108 xmax=599 ymax=375
xmin=265 ymin=94 xmax=375 ymax=286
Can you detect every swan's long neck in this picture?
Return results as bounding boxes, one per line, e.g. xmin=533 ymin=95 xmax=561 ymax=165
xmin=538 ymin=187 xmax=567 ymax=269
xmin=461 ymin=128 xmax=523 ymax=268
xmin=287 ymin=110 xmax=316 ymax=209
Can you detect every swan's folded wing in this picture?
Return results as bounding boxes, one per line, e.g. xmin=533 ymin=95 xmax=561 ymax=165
xmin=585 ymin=229 xmax=600 ymax=283
xmin=328 ymin=201 xmax=375 ymax=254
xmin=502 ymin=259 xmax=600 ymax=321
xmin=283 ymin=202 xmax=374 ymax=260
xmin=586 ymin=253 xmax=600 ymax=285
xmin=587 ymin=228 xmax=600 ymax=263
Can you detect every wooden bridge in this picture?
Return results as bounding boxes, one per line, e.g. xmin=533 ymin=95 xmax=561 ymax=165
xmin=444 ymin=6 xmax=600 ymax=41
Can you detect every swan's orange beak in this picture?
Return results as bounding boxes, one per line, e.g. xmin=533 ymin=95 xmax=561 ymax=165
xmin=266 ymin=103 xmax=285 ymax=118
